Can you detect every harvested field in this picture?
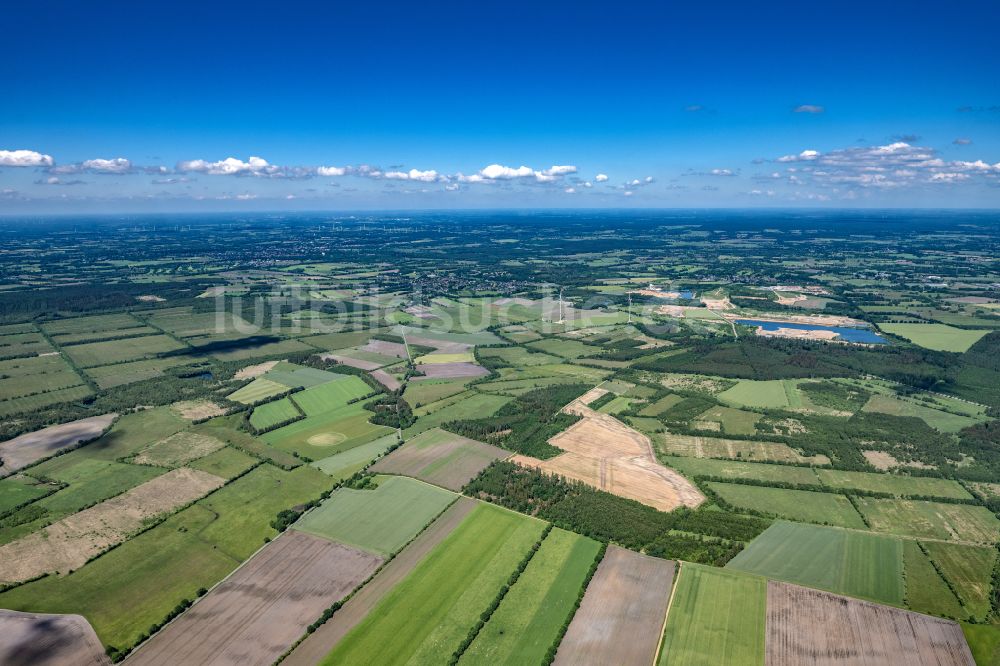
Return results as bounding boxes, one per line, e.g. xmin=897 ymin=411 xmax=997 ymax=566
xmin=132 ymin=431 xmax=226 ymax=467
xmin=370 ymin=427 xmax=509 ymax=491
xmin=232 ymin=360 xmax=280 ymax=380
xmin=555 ymin=545 xmax=674 ymax=666
xmin=855 ymin=498 xmax=1000 ymax=543
xmin=660 ymin=432 xmax=829 ymax=465
xmin=513 ymin=401 xmax=703 ymax=512
xmin=170 ymin=400 xmax=226 ymax=421
xmin=284 ymin=497 xmax=477 ymax=666
xmin=766 ymin=581 xmax=974 ymax=666
xmin=0 ymin=609 xmax=109 ymax=666
xmin=128 ymin=530 xmax=382 ymax=666
xmin=413 ymin=362 xmax=489 ymax=380
xmin=0 ymin=414 xmax=116 ymax=478
xmin=0 ymin=467 xmax=225 ymax=584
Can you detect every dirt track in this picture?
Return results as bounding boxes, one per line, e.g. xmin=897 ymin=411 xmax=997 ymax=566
xmin=0 ymin=414 xmax=116 ymax=478
xmin=128 ymin=531 xmax=382 ymax=666
xmin=766 ymin=581 xmax=975 ymax=666
xmin=0 ymin=467 xmax=224 ymax=583
xmin=555 ymin=545 xmax=674 ymax=666
xmin=0 ymin=609 xmax=109 ymax=666
xmin=283 ymin=496 xmax=478 ymax=666
xmin=512 ymin=400 xmax=704 ymax=512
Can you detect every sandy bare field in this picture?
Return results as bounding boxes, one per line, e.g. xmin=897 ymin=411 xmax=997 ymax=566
xmin=757 ymin=326 xmax=839 ymax=341
xmin=284 ymin=497 xmax=478 ymax=666
xmin=232 ymin=360 xmax=280 ymax=380
xmin=577 ymin=386 xmax=610 ymax=405
xmin=370 ymin=429 xmax=509 ymax=490
xmin=721 ymin=312 xmax=867 ymax=328
xmin=0 ymin=414 xmax=117 ymax=478
xmin=555 ymin=545 xmax=674 ymax=666
xmin=513 ymin=401 xmax=704 ymax=512
xmin=766 ymin=581 xmax=975 ymax=666
xmin=0 ymin=468 xmax=224 ymax=583
xmin=404 ymin=336 xmax=473 ymax=354
xmin=0 ymin=609 xmax=109 ymax=666
xmin=130 ymin=530 xmax=383 ymax=666
xmin=170 ymin=400 xmax=226 ymax=421
xmin=413 ymin=362 xmax=489 ymax=380
xmin=862 ymin=450 xmax=933 ymax=471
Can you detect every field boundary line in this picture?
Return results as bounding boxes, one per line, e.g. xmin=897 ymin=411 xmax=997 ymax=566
xmin=652 ymin=560 xmax=682 ymax=666
xmin=122 ymin=527 xmax=283 ymax=663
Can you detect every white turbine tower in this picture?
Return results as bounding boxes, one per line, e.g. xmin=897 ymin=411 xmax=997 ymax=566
xmin=627 ymin=292 xmax=632 ymax=324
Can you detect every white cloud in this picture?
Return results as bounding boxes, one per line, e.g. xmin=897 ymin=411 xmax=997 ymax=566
xmin=953 ymin=138 xmax=972 ymax=146
xmin=445 ymin=183 xmax=460 ymax=191
xmin=317 ymin=165 xmax=346 ymax=176
xmin=709 ymin=168 xmax=735 ymax=176
xmin=777 ymin=149 xmax=820 ymax=163
xmin=481 ymin=164 xmax=534 ymax=179
xmin=793 ymin=104 xmax=824 ymax=114
xmin=564 ymin=187 xmax=576 ymax=193
xmin=623 ymin=191 xmax=633 ymax=196
xmin=595 ymin=173 xmax=608 ymax=182
xmin=0 ymin=149 xmax=54 ymax=167
xmin=930 ymin=173 xmax=971 ymax=182
xmin=177 ymin=156 xmax=279 ymax=176
xmin=82 ymin=157 xmax=132 ymax=173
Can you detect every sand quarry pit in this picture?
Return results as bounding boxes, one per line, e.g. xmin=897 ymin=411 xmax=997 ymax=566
xmin=129 ymin=530 xmax=383 ymax=666
xmin=0 ymin=609 xmax=109 ymax=666
xmin=555 ymin=546 xmax=675 ymax=666
xmin=0 ymin=414 xmax=117 ymax=478
xmin=0 ymin=467 xmax=225 ymax=584
xmin=766 ymin=581 xmax=974 ymax=666
xmin=511 ymin=399 xmax=704 ymax=512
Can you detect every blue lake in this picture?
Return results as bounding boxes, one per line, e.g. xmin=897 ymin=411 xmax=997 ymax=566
xmin=678 ymin=290 xmax=695 ymax=299
xmin=735 ymin=319 xmax=888 ymax=344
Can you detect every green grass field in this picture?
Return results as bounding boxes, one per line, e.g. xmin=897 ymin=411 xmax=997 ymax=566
xmin=289 ymin=376 xmax=373 ymax=415
xmin=638 ymin=393 xmax=685 ymax=416
xmin=526 ymin=338 xmax=597 ymax=359
xmin=249 ymin=396 xmax=301 ymax=430
xmin=187 ymin=446 xmax=259 ymax=479
xmin=878 ymin=323 xmax=991 ymax=353
xmin=0 ymin=476 xmax=50 ymax=514
xmin=62 ymin=334 xmax=188 ymax=368
xmin=815 ymin=468 xmax=972 ymax=499
xmin=460 ymin=528 xmax=601 ymax=665
xmin=860 ymin=393 xmax=981 ymax=433
xmin=659 ymin=564 xmax=766 ymax=666
xmin=403 ymin=379 xmax=471 ymax=408
xmin=693 ymin=405 xmax=761 ymax=435
xmin=404 ymin=392 xmax=513 ymax=436
xmin=294 ymin=475 xmax=456 ymax=556
xmin=320 ymin=502 xmax=546 ymax=665
xmin=667 ymin=457 xmax=820 ymax=485
xmin=727 ymin=521 xmax=904 ymax=605
xmin=923 ymin=541 xmax=997 ymax=618
xmin=855 ymin=497 xmax=1000 ymax=543
xmin=311 ymin=433 xmax=399 ymax=479
xmin=477 ymin=346 xmax=562 ymax=367
xmin=263 ymin=363 xmax=346 ymax=388
xmin=717 ymin=379 xmax=797 ymax=409
xmin=902 ymin=540 xmax=966 ymax=619
xmin=227 ymin=377 xmax=290 ymax=404
xmin=707 ymin=482 xmax=866 ymax=528
xmin=0 ymin=354 xmax=84 ymax=402
xmin=261 ymin=401 xmax=392 ymax=460
xmin=963 ymin=624 xmax=1000 ymax=666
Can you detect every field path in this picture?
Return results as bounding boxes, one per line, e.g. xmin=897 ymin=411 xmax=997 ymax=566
xmin=283 ymin=496 xmax=478 ymax=666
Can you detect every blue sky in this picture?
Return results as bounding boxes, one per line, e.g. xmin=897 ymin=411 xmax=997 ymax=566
xmin=2 ymin=0 xmax=999 ymax=212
